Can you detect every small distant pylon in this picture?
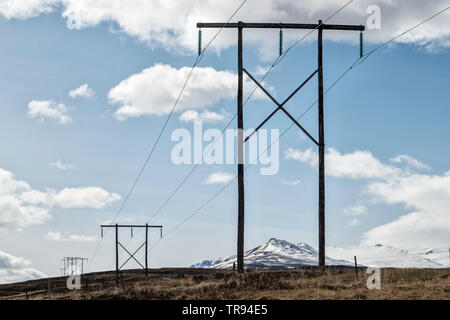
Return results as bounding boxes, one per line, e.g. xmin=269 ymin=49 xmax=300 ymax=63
xmin=60 ymin=257 xmax=88 ymax=276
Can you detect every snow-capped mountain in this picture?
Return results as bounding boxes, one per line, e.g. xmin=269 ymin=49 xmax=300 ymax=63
xmin=326 ymin=244 xmax=445 ymax=268
xmin=191 ymin=238 xmax=353 ymax=269
xmin=191 ymin=239 xmax=447 ymax=269
xmin=410 ymin=248 xmax=449 ymax=268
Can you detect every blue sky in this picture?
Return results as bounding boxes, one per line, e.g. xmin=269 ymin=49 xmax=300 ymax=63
xmin=0 ymin=1 xmax=449 ymax=282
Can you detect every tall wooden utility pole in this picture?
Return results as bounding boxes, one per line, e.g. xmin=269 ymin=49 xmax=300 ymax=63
xmin=197 ymin=21 xmax=364 ymax=271
xmin=317 ymin=20 xmax=326 ymax=267
xmin=237 ymin=22 xmax=245 ymax=273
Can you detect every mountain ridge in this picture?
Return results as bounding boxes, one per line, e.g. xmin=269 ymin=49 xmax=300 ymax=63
xmin=191 ymin=238 xmax=447 ymax=269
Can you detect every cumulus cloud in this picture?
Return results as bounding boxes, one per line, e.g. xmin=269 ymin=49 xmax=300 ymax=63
xmin=362 ymin=171 xmax=450 ymax=249
xmin=389 ymin=154 xmax=431 ymax=171
xmin=0 ymin=168 xmax=121 ymax=229
xmin=179 ymin=109 xmax=228 ymax=123
xmin=285 ymin=147 xmax=400 ymax=179
xmin=108 ymin=64 xmax=265 ymax=120
xmin=0 ymin=169 xmax=51 ymax=229
xmin=284 ymin=148 xmax=318 ymax=168
xmin=347 ymin=218 xmax=360 ymax=227
xmin=51 ymin=187 xmax=121 ymax=209
xmin=45 ymin=231 xmax=97 ymax=242
xmin=344 ymin=204 xmax=368 ymax=216
xmin=68 ymin=83 xmax=95 ymax=99
xmin=344 ymin=204 xmax=368 ymax=227
xmin=204 ymin=171 xmax=235 ymax=185
xmin=27 ymin=100 xmax=73 ymax=125
xmin=1 ymin=1 xmax=449 ymax=54
xmin=0 ymin=250 xmax=46 ymax=284
xmin=49 ymin=160 xmax=75 ymax=170
xmin=0 ymin=0 xmax=58 ymax=19
xmin=286 ymin=147 xmax=450 ymax=249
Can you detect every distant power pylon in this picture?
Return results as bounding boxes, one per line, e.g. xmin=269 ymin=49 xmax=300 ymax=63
xmin=101 ymin=223 xmax=163 ymax=284
xmin=60 ymin=257 xmax=88 ymax=276
xmin=197 ymin=21 xmax=365 ymax=272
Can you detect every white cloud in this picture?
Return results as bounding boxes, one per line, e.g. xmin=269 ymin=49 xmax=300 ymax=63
xmin=108 ymin=64 xmax=265 ymax=121
xmin=1 ymin=1 xmax=449 ymax=54
xmin=325 ymin=149 xmax=401 ymax=179
xmin=45 ymin=231 xmax=97 ymax=242
xmin=253 ymin=65 xmax=271 ymax=77
xmin=347 ymin=218 xmax=360 ymax=227
xmin=285 ymin=147 xmax=399 ymax=179
xmin=27 ymin=100 xmax=73 ymax=125
xmin=68 ymin=83 xmax=95 ymax=99
xmin=362 ymin=171 xmax=450 ymax=249
xmin=344 ymin=205 xmax=367 ymax=227
xmin=0 ymin=0 xmax=58 ymax=19
xmin=286 ymin=147 xmax=449 ymax=249
xmin=0 ymin=249 xmax=46 ymax=284
xmin=49 ymin=160 xmax=75 ymax=170
xmin=179 ymin=109 xmax=228 ymax=123
xmin=390 ymin=154 xmax=431 ymax=171
xmin=51 ymin=187 xmax=121 ymax=209
xmin=204 ymin=171 xmax=235 ymax=185
xmin=344 ymin=204 xmax=368 ymax=216
xmin=281 ymin=180 xmax=301 ymax=186
xmin=0 ymin=168 xmax=121 ymax=229
xmin=284 ymin=148 xmax=317 ymax=167
xmin=0 ymin=169 xmax=51 ymax=229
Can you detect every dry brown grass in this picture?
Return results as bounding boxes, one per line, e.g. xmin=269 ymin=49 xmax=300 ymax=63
xmin=0 ymin=268 xmax=448 ymax=300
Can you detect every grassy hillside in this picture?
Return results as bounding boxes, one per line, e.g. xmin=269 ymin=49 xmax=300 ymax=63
xmin=0 ymin=268 xmax=448 ymax=300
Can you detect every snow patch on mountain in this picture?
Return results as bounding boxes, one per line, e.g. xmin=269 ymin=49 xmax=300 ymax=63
xmin=327 ymin=244 xmax=444 ymax=268
xmin=192 ymin=239 xmax=447 ymax=269
xmin=410 ymin=248 xmax=449 ymax=268
xmin=191 ymin=238 xmax=352 ymax=269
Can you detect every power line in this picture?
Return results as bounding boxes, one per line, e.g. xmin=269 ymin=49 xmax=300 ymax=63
xmin=110 ymin=0 xmax=250 ymax=228
xmin=146 ymin=5 xmax=449 ymax=255
xmin=244 ymin=0 xmax=355 ymax=105
xmin=275 ymin=0 xmax=355 ymax=67
xmin=123 ymin=2 xmax=358 ymax=250
xmin=357 ymin=5 xmax=450 ymax=66
xmin=140 ymin=0 xmax=357 ymax=228
xmin=86 ymin=0 xmax=250 ymax=271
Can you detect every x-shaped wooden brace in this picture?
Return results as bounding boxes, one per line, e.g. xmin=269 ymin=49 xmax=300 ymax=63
xmin=244 ymin=68 xmax=319 ymax=146
xmin=118 ymin=242 xmax=146 ymax=270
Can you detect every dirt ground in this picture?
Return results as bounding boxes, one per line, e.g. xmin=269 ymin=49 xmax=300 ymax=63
xmin=0 ymin=267 xmax=448 ymax=300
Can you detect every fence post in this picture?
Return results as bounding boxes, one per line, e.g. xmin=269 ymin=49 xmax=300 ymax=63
xmin=354 ymin=256 xmax=359 ymax=280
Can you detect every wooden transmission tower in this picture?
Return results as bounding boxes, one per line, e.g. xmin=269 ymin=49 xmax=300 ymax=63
xmin=197 ymin=20 xmax=365 ymax=272
xmin=101 ymin=223 xmax=162 ymax=284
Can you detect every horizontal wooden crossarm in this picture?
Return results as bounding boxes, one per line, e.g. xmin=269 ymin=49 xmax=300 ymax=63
xmin=101 ymin=224 xmax=162 ymax=228
xmin=197 ymin=22 xmax=365 ymax=31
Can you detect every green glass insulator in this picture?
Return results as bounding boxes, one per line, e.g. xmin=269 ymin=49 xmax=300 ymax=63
xmin=198 ymin=29 xmax=202 ymax=56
